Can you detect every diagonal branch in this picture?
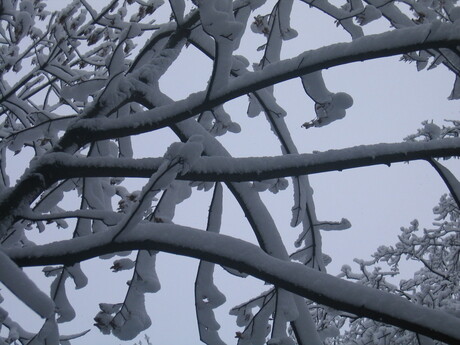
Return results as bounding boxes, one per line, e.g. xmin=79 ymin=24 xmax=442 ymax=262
xmin=61 ymin=22 xmax=460 ymax=145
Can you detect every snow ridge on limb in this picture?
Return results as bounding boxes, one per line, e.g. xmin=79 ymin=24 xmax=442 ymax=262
xmin=34 ymin=138 xmax=460 ymax=182
xmin=194 ymin=0 xmax=243 ymax=137
xmin=245 ymin=1 xmax=316 ymax=232
xmin=149 ymin=180 xmax=192 ymax=223
xmin=131 ymin=46 xmax=322 ymax=338
xmin=94 ymin=176 xmax=189 ymax=340
xmin=300 ymin=71 xmax=353 ymax=129
xmin=195 ymin=183 xmax=226 ymax=345
xmin=169 ymin=118 xmax=322 ymax=344
xmin=42 ymin=264 xmax=87 ymax=323
xmin=270 ymin=289 xmax=299 ymax=345
xmin=0 ymin=250 xmax=54 ymax=319
xmin=292 ymin=218 xmax=351 ymax=270
xmin=196 ymin=0 xmax=244 ymax=99
xmin=7 ymin=224 xmax=460 ymax=344
xmin=47 ymin=22 xmax=460 ymax=147
xmin=299 ymin=0 xmax=364 ymax=39
xmin=112 ymin=135 xmax=204 ymax=240
xmin=230 ymin=288 xmax=276 ymax=345
xmin=229 ymin=287 xmax=299 ymax=345
xmin=94 ymin=250 xmax=160 ymax=340
xmin=93 ymin=139 xmax=200 ymax=340
xmin=176 ymin=11 xmax=324 ymax=338
xmin=230 ymin=2 xmax=326 ymax=302
xmin=363 ymin=0 xmax=460 ymax=97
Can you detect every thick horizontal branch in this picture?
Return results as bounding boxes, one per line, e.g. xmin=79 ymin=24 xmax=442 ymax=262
xmin=61 ymin=22 xmax=460 ymax=145
xmin=6 ymin=224 xmax=460 ymax=344
xmin=37 ymin=139 xmax=460 ymax=182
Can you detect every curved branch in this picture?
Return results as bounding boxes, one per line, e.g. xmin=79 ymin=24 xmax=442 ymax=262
xmin=6 ymin=224 xmax=460 ymax=344
xmin=428 ymin=158 xmax=460 ymax=208
xmin=62 ymin=22 xmax=460 ymax=144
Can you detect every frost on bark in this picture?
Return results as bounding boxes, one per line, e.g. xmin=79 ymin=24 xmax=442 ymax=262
xmin=0 ymin=0 xmax=459 ymax=344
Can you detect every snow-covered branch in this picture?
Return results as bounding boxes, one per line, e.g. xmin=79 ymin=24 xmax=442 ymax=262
xmin=2 ymin=1 xmax=460 ymax=343
xmin=33 ymin=138 xmax=460 ymax=182
xmin=60 ymin=22 xmax=460 ymax=144
xmin=6 ymin=224 xmax=460 ymax=344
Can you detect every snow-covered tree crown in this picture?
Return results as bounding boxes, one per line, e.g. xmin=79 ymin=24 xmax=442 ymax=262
xmin=0 ymin=0 xmax=459 ymax=344
xmin=312 ymin=193 xmax=460 ymax=345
